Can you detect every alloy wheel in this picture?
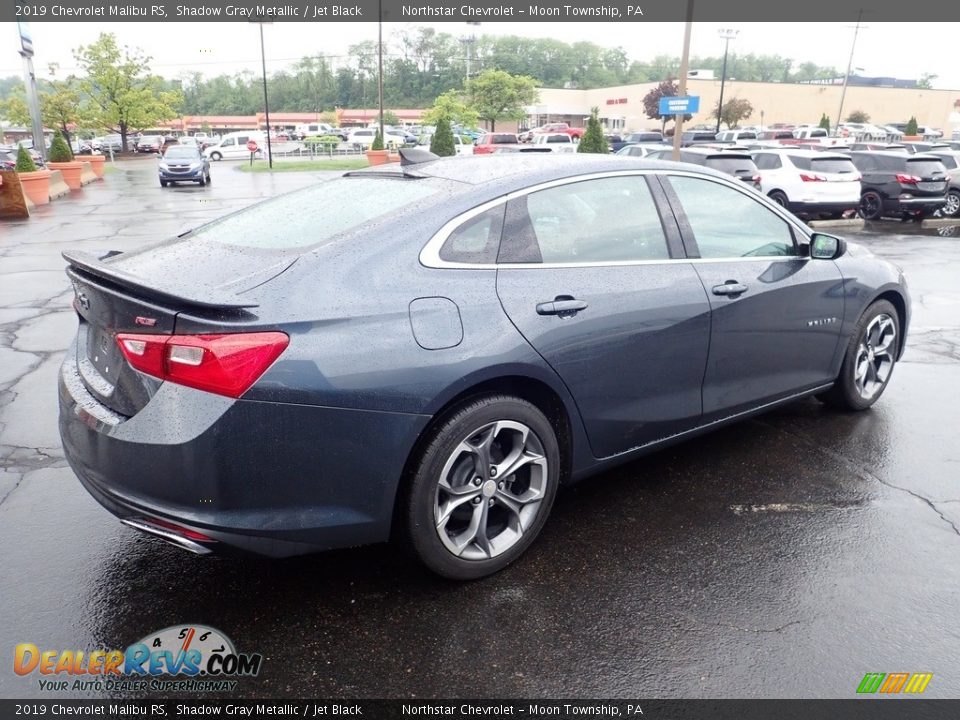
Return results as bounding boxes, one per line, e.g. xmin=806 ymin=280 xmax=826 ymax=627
xmin=854 ymin=313 xmax=896 ymax=400
xmin=434 ymin=420 xmax=548 ymax=561
xmin=943 ymin=191 xmax=960 ymax=218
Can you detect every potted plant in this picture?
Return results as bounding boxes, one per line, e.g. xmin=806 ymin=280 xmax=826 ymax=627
xmin=365 ymin=130 xmax=388 ymax=166
xmin=46 ymin=131 xmax=84 ymax=190
xmin=14 ymin=146 xmax=52 ymax=206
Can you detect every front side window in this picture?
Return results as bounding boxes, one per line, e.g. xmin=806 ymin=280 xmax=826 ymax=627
xmin=517 ymin=176 xmax=670 ymax=263
xmin=667 ymin=176 xmax=797 ymax=258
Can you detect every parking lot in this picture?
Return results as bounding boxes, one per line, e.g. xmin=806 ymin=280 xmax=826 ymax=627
xmin=1 ymin=160 xmax=959 ymax=699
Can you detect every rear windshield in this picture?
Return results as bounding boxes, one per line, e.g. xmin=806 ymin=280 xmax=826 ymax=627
xmin=905 ymin=159 xmax=947 ymax=176
xmin=487 ymin=134 xmax=518 ymax=144
xmin=788 ymin=156 xmax=858 ymax=174
xmin=705 ymin=157 xmax=758 ymax=175
xmin=192 ymin=177 xmax=440 ymax=249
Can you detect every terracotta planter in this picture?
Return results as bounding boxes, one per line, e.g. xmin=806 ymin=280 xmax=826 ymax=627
xmin=17 ymin=169 xmax=52 ymax=206
xmin=47 ymin=161 xmax=84 ymax=190
xmin=387 ymin=152 xmax=401 ymax=164
xmin=365 ymin=149 xmax=389 ymax=166
xmin=84 ymin=154 xmax=106 ymax=179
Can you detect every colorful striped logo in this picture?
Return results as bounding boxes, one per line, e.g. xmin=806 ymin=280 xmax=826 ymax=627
xmin=857 ymin=672 xmax=933 ymax=694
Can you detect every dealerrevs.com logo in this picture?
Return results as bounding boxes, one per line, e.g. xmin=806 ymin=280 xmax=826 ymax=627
xmin=14 ymin=625 xmax=262 ymax=693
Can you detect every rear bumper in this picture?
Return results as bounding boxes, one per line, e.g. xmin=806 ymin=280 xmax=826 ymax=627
xmin=787 ymin=200 xmax=858 ymax=214
xmin=59 ymin=352 xmax=430 ymax=558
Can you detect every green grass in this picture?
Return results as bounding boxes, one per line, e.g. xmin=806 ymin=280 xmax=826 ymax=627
xmin=103 ymin=163 xmax=121 ymax=175
xmin=238 ymin=158 xmax=369 ymax=173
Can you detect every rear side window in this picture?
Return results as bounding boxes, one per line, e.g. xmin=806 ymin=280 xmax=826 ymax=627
xmin=513 ymin=176 xmax=670 ymax=264
xmin=667 ymin=176 xmax=797 ymax=258
xmin=850 ymin=154 xmax=876 ymax=171
xmin=194 ymin=178 xmax=439 ymax=249
xmin=754 ymin=154 xmax=782 ymax=170
xmin=936 ymin=155 xmax=958 ymax=170
xmin=439 ymin=206 xmax=505 ymax=264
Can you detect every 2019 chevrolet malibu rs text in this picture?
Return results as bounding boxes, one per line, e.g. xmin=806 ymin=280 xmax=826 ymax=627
xmin=59 ymin=153 xmax=910 ymax=579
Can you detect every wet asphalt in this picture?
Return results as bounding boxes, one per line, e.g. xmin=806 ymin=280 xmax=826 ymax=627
xmin=1 ymin=160 xmax=959 ymax=700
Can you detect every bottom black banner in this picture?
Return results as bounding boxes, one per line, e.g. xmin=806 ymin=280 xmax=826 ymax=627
xmin=1 ymin=700 xmax=957 ymax=720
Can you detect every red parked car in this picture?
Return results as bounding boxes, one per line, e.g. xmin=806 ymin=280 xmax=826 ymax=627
xmin=473 ymin=133 xmax=521 ymax=154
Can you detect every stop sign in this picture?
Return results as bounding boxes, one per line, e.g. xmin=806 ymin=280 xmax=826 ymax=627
xmin=246 ymin=140 xmax=258 ymax=152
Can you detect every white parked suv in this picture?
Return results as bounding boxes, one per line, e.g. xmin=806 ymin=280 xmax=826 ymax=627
xmin=531 ymin=133 xmax=577 ymax=153
xmin=347 ymin=128 xmax=408 ymax=148
xmin=752 ymin=149 xmax=862 ymax=219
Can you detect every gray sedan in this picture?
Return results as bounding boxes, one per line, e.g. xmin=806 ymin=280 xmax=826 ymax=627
xmin=59 ymin=153 xmax=909 ymax=579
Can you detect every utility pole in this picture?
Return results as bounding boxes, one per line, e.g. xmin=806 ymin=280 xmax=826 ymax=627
xmin=377 ymin=0 xmax=384 ymax=141
xmin=252 ymin=20 xmax=274 ymax=168
xmin=671 ymin=0 xmax=695 ymax=161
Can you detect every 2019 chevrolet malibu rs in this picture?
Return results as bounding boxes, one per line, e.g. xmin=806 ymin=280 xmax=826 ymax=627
xmin=59 ymin=152 xmax=910 ymax=579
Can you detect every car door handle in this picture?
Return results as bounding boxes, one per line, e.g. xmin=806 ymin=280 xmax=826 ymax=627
xmin=536 ymin=298 xmax=588 ymax=316
xmin=712 ymin=281 xmax=748 ymax=296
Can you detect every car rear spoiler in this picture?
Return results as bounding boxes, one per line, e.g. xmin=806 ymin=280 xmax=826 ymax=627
xmin=62 ymin=250 xmax=259 ymax=310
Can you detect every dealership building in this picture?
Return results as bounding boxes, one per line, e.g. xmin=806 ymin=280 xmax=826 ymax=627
xmin=525 ymin=77 xmax=960 ymax=135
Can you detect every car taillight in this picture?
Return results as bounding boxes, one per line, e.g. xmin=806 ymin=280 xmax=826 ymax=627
xmin=800 ymin=173 xmax=827 ymax=182
xmin=116 ymin=332 xmax=289 ymax=398
xmin=896 ymin=174 xmax=921 ymax=184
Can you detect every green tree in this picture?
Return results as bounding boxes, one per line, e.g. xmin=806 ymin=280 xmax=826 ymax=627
xmin=1 ymin=95 xmax=30 ymax=127
xmin=430 ymin=117 xmax=456 ymax=157
xmin=917 ymin=73 xmax=937 ymax=90
xmin=818 ymin=113 xmax=831 ymax=132
xmin=382 ymin=110 xmax=400 ymax=126
xmin=846 ymin=109 xmax=870 ymax=123
xmin=40 ymin=66 xmax=85 ymax=147
xmin=48 ymin=130 xmax=73 ymax=162
xmin=466 ymin=70 xmax=538 ymax=131
xmin=15 ymin=145 xmax=37 ymax=172
xmin=421 ymin=91 xmax=479 ymax=129
xmin=72 ymin=33 xmax=183 ymax=151
xmin=712 ymin=97 xmax=753 ymax=129
xmin=577 ymin=107 xmax=608 ymax=154
xmin=905 ymin=116 xmax=918 ymax=135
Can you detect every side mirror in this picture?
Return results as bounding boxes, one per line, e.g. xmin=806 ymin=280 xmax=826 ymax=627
xmin=809 ymin=232 xmax=847 ymax=260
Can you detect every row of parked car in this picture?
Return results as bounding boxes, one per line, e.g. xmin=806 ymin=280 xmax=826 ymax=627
xmin=613 ymin=140 xmax=959 ymax=220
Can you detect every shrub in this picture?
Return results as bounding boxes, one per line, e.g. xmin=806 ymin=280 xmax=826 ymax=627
xmin=818 ymin=113 xmax=831 ymax=132
xmin=430 ymin=118 xmax=456 ymax=157
xmin=15 ymin=145 xmax=38 ymax=173
xmin=48 ymin=131 xmax=74 ymax=162
xmin=577 ymin=107 xmax=609 ymax=154
xmin=905 ymin=116 xmax=918 ymax=135
xmin=371 ymin=130 xmax=384 ymax=151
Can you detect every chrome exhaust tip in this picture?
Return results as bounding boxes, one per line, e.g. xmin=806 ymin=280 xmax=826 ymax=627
xmin=122 ymin=518 xmax=213 ymax=555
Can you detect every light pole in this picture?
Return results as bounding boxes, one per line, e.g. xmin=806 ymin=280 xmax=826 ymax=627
xmin=835 ymin=9 xmax=865 ymax=136
xmin=377 ymin=0 xmax=384 ymax=141
xmin=715 ymin=28 xmax=739 ymax=134
xmin=460 ymin=22 xmax=481 ymax=87
xmin=251 ymin=20 xmax=273 ymax=168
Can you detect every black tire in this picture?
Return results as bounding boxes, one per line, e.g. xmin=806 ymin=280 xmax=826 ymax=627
xmin=401 ymin=395 xmax=560 ymax=580
xmin=768 ymin=190 xmax=789 ymax=208
xmin=818 ymin=300 xmax=900 ymax=411
xmin=205 ymin=172 xmax=211 ymax=185
xmin=198 ymin=175 xmax=206 ymax=187
xmin=210 ymin=152 xmax=222 ymax=161
xmin=940 ymin=190 xmax=960 ymax=218
xmin=159 ymin=180 xmax=167 ymax=187
xmin=859 ymin=191 xmax=883 ymax=220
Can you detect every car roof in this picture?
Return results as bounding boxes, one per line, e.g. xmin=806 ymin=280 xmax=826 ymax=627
xmin=350 ymin=153 xmax=733 ymax=189
xmin=756 ymin=148 xmax=851 ymax=159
